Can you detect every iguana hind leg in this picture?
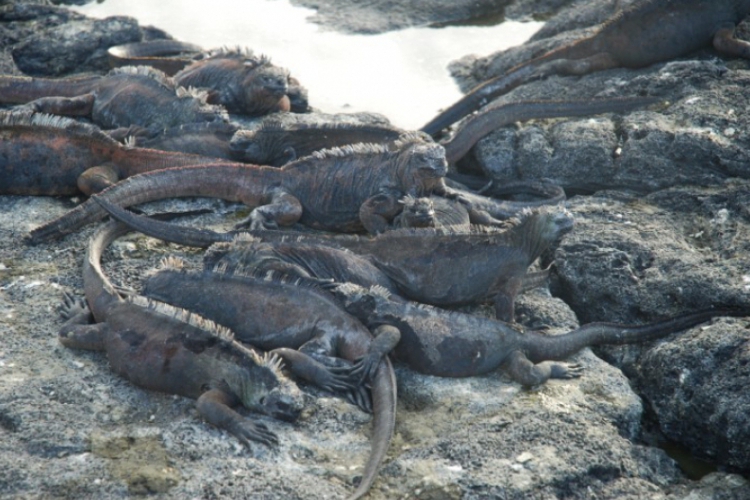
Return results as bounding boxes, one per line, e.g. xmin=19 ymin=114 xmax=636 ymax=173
xmin=58 ymin=292 xmax=105 ymax=351
xmin=78 ymin=164 xmax=122 ymax=196
xmin=196 ymin=388 xmax=279 ymax=447
xmin=348 ymin=325 xmax=400 ymax=385
xmin=504 ymin=350 xmax=583 ymax=386
xmin=535 ymin=52 xmax=618 ymax=77
xmin=713 ymin=24 xmax=750 ymax=59
xmin=271 ymin=347 xmax=371 ymax=413
xmin=236 ymin=188 xmax=302 ymax=230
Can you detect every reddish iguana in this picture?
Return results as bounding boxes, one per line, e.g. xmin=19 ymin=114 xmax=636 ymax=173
xmin=171 ymin=48 xmax=310 ymax=115
xmin=0 ymin=66 xmax=228 ymax=138
xmin=108 ymin=44 xmax=309 ymax=114
xmin=95 ymin=198 xmax=573 ymax=321
xmin=58 ymin=220 xmax=306 ymax=448
xmin=26 ymin=134 xmax=454 ymax=243
xmin=329 ymin=282 xmax=750 ymax=382
xmin=422 ymin=0 xmax=750 ymax=136
xmin=0 ymin=111 xmax=230 ymax=196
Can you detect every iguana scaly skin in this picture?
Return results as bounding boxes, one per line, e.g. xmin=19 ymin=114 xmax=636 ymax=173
xmin=422 ymin=0 xmax=750 ymax=136
xmin=26 ymin=134 xmax=451 ymax=243
xmin=95 ymin=198 xmax=573 ymax=321
xmin=0 ymin=66 xmax=227 ymax=138
xmin=330 ymin=283 xmax=749 ymax=383
xmin=0 ymin=111 xmax=227 ymax=196
xmin=140 ymin=261 xmax=399 ymax=500
xmin=58 ymin=220 xmax=305 ymax=447
xmin=229 ymin=120 xmax=407 ymax=167
xmin=172 ymin=48 xmax=310 ymax=115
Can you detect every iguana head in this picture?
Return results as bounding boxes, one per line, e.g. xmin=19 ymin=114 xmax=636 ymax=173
xmin=239 ymin=350 xmax=305 ymax=423
xmin=395 ymin=135 xmax=448 ymax=197
xmin=229 ymin=121 xmax=298 ymax=166
xmin=245 ymin=64 xmax=290 ymax=101
xmin=395 ymin=195 xmax=436 ymax=228
xmin=513 ymin=206 xmax=575 ymax=262
xmin=328 ymin=282 xmax=391 ymax=318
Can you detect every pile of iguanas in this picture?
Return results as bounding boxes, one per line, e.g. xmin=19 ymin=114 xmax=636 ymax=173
xmin=5 ymin=1 xmax=750 ymax=498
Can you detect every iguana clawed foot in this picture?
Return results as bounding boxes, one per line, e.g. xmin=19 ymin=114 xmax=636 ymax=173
xmin=227 ymin=418 xmax=279 ymax=447
xmin=59 ymin=291 xmax=89 ymax=321
xmin=550 ymin=362 xmax=584 ymax=379
xmin=234 ymin=212 xmax=278 ymax=231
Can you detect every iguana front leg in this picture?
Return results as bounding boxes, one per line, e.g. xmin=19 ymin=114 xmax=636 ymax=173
xmin=78 ymin=164 xmax=123 ymax=196
xmin=235 ymin=187 xmax=302 ymax=230
xmin=503 ymin=350 xmax=583 ymax=386
xmin=196 ymin=388 xmax=279 ymax=447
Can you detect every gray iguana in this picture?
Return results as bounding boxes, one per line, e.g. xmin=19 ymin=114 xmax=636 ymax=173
xmin=328 ymin=282 xmax=749 ymax=383
xmin=94 ymin=198 xmax=574 ymax=321
xmin=0 ymin=66 xmax=227 ymax=138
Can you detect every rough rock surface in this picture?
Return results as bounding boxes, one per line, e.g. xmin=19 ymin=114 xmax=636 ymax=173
xmin=289 ymin=0 xmax=577 ymax=34
xmin=2 ymin=1 xmax=750 ymax=499
xmin=445 ymin=0 xmax=750 ymax=486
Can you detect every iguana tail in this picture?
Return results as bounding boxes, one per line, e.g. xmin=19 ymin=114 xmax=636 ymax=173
xmin=93 ymin=196 xmax=232 ymax=248
xmin=26 ymin=162 xmax=273 ymax=244
xmin=347 ymin=357 xmax=397 ymax=500
xmin=441 ymin=96 xmax=658 ymax=164
xmin=0 ymin=74 xmax=103 ymax=104
xmin=521 ymin=308 xmax=749 ymax=363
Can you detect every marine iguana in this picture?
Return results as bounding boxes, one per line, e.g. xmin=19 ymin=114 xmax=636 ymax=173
xmin=129 ymin=121 xmax=241 ymax=161
xmin=95 ymin=198 xmax=573 ymax=321
xmin=229 ymin=120 xmax=407 ymax=166
xmin=171 ymin=48 xmax=310 ymax=115
xmin=58 ymin=219 xmax=306 ymax=448
xmin=26 ymin=134 xmax=454 ymax=243
xmin=421 ymin=0 xmax=750 ymax=136
xmin=0 ymin=66 xmax=228 ymax=138
xmin=329 ymin=282 xmax=750 ymax=383
xmin=0 ymin=111 xmax=228 ymax=196
xmin=140 ymin=260 xmax=398 ymax=500
xmin=108 ymin=44 xmax=309 ymax=114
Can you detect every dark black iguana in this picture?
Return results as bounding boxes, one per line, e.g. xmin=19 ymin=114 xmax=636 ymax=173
xmin=128 ymin=121 xmax=241 ymax=161
xmin=229 ymin=120 xmax=407 ymax=167
xmin=421 ymin=0 xmax=750 ymax=136
xmin=95 ymin=198 xmax=574 ymax=321
xmin=328 ymin=282 xmax=750 ymax=383
xmin=0 ymin=111 xmax=231 ymax=196
xmin=108 ymin=44 xmax=309 ymax=114
xmin=26 ymin=134 xmax=455 ymax=243
xmin=0 ymin=66 xmax=228 ymax=138
xmin=138 ymin=259 xmax=398 ymax=500
xmin=58 ymin=219 xmax=306 ymax=448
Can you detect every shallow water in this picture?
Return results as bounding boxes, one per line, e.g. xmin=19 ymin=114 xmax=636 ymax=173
xmin=75 ymin=0 xmax=542 ymax=130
